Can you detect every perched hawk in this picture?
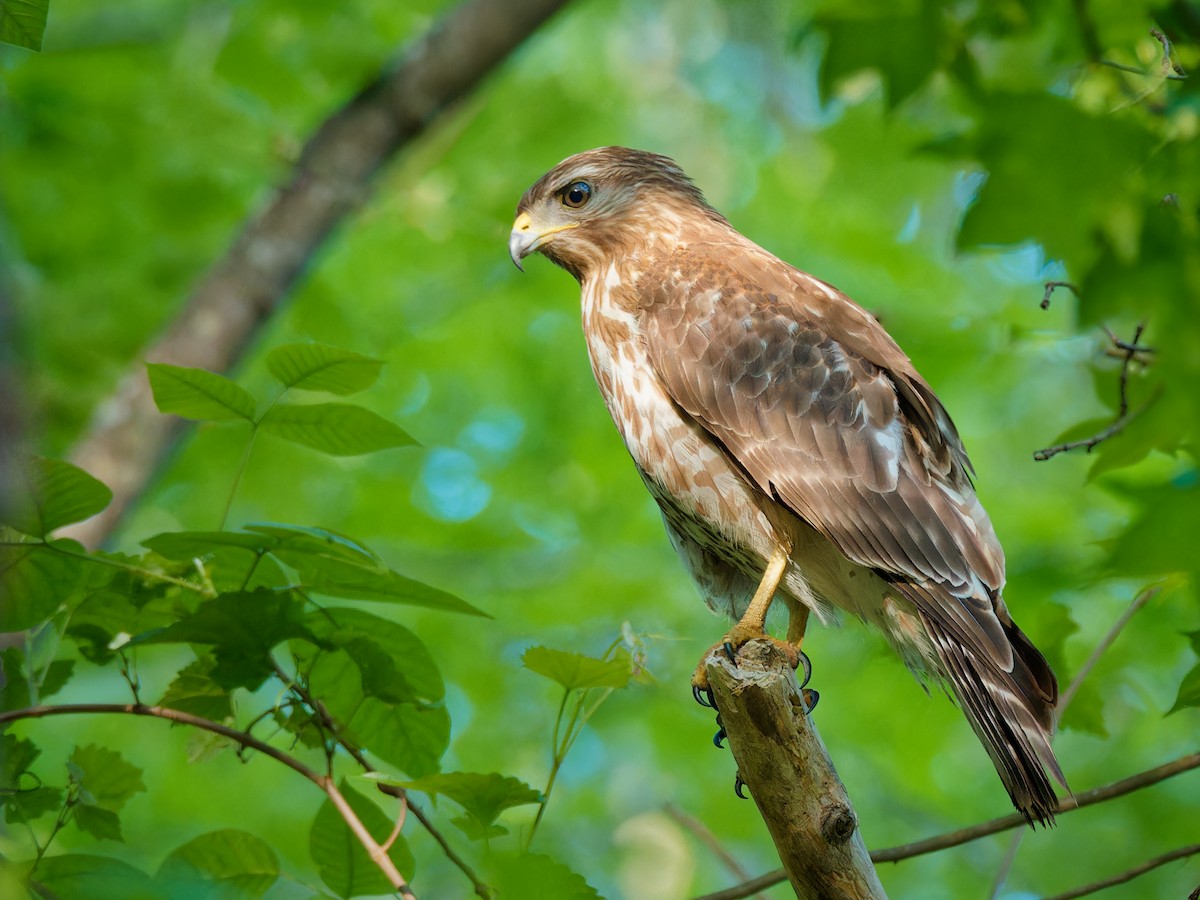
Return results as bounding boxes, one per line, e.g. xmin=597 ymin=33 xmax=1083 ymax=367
xmin=509 ymin=147 xmax=1065 ymax=823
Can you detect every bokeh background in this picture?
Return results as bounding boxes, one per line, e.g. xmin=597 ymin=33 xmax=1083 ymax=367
xmin=3 ymin=0 xmax=1199 ymax=897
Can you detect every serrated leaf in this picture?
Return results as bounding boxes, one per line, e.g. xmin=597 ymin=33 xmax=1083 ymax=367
xmin=522 ymin=646 xmax=631 ymax=691
xmin=0 ymin=542 xmax=86 ymax=631
xmin=1168 ymin=662 xmax=1200 ymax=714
xmin=305 ymin=608 xmax=444 ymax=702
xmin=147 ymin=363 xmax=257 ymax=422
xmin=73 ymin=804 xmax=124 ymax=842
xmin=309 ymin=780 xmax=413 ymax=899
xmin=5 ymin=785 xmax=63 ymax=823
xmin=3 ymin=458 xmax=112 ymax=538
xmin=398 ymin=772 xmax=542 ymax=832
xmin=156 ymin=829 xmax=279 ymax=900
xmin=68 ymin=745 xmax=145 ymax=811
xmin=133 ymin=590 xmax=313 ymax=691
xmin=266 ymin=343 xmax=383 ymax=395
xmin=486 ymin=852 xmax=601 ymax=900
xmin=450 ymin=815 xmax=507 ymax=841
xmin=260 ymin=403 xmax=415 ymax=456
xmin=0 ymin=733 xmax=40 ymax=793
xmin=0 ymin=0 xmax=48 ymax=52
xmin=31 ymin=854 xmax=157 ymax=900
xmin=160 ymin=659 xmax=234 ymax=721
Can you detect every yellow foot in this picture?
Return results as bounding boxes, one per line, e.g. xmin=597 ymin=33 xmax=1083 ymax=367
xmin=690 ymin=623 xmax=802 ymax=693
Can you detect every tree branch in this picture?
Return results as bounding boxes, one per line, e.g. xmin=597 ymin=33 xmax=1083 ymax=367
xmin=1034 ymin=323 xmax=1159 ymax=461
xmin=701 ymin=750 xmax=1200 ymax=899
xmin=62 ymin=0 xmax=572 ymax=549
xmin=702 ymin=640 xmax=885 ymax=900
xmin=0 ymin=703 xmax=414 ymax=895
xmin=1045 ymin=843 xmax=1200 ymax=900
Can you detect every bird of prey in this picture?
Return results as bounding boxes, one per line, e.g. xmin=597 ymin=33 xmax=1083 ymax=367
xmin=509 ymin=146 xmax=1065 ymax=824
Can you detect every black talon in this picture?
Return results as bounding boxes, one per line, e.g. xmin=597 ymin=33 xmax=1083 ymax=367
xmin=692 ymin=685 xmax=716 ymax=709
xmin=797 ymin=651 xmax=812 ymax=688
xmin=722 ymin=641 xmax=737 ymax=664
xmin=713 ymin=725 xmax=727 ymax=748
xmin=734 ymin=773 xmax=748 ymax=799
xmin=802 ymin=688 xmax=820 ymax=713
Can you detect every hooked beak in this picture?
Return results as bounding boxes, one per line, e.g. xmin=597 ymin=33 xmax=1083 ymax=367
xmin=508 ymin=211 xmax=577 ymax=271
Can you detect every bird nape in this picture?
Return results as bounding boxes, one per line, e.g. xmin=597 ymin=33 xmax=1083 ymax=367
xmin=509 ymin=146 xmax=1066 ymax=825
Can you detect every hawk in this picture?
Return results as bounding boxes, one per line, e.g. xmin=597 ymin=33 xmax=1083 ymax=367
xmin=509 ymin=147 xmax=1065 ymax=823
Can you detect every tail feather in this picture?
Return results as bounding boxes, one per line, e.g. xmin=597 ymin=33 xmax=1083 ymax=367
xmin=922 ymin=613 xmax=1066 ymax=825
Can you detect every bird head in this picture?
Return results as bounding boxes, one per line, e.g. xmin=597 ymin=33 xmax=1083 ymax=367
xmin=509 ymin=146 xmax=723 ymax=282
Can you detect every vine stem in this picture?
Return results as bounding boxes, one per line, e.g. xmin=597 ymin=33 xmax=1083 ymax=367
xmin=0 ymin=703 xmax=414 ymax=896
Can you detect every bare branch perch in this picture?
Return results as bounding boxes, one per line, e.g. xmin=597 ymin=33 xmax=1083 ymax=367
xmin=702 ymin=640 xmax=885 ymax=900
xmin=62 ymin=0 xmax=571 ymax=549
xmin=1045 ymin=843 xmax=1200 ymax=900
xmin=1040 ymin=280 xmax=1079 ymax=310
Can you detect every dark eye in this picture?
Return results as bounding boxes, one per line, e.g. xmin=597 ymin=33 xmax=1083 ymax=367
xmin=560 ymin=181 xmax=592 ymax=209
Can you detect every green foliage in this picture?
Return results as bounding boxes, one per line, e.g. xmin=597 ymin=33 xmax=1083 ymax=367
xmin=155 ymin=829 xmax=280 ymax=899
xmin=4 ymin=0 xmax=1200 ymax=897
xmin=394 ymin=772 xmax=543 ymax=839
xmin=308 ymin=780 xmax=414 ymax=898
xmin=0 ymin=0 xmax=48 ymax=51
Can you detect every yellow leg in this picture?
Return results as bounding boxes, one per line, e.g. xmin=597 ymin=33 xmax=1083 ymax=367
xmin=692 ymin=545 xmax=799 ymax=690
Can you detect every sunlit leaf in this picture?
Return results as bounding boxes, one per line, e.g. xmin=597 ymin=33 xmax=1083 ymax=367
xmin=309 ymin=779 xmax=413 ymax=899
xmin=30 ymin=854 xmax=157 ymax=900
xmin=0 ymin=0 xmax=48 ymax=52
xmin=156 ymin=829 xmax=280 ymax=899
xmin=1168 ymin=662 xmax=1200 ymax=715
xmin=305 ymin=608 xmax=444 ymax=701
xmin=0 ymin=542 xmax=86 ymax=631
xmin=3 ymin=458 xmax=112 ymax=538
xmin=147 ymin=363 xmax=257 ymax=422
xmin=486 ymin=851 xmax=601 ymax=900
xmin=260 ymin=403 xmax=416 ymax=456
xmin=68 ymin=745 xmax=145 ymax=810
xmin=397 ymin=772 xmax=541 ymax=833
xmin=160 ymin=659 xmax=234 ymax=721
xmin=522 ymin=646 xmax=631 ymax=691
xmin=266 ymin=343 xmax=383 ymax=395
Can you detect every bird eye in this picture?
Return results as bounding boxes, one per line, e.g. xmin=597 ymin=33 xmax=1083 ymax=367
xmin=560 ymin=181 xmax=592 ymax=209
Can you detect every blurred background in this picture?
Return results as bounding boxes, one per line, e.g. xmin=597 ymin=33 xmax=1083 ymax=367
xmin=2 ymin=0 xmax=1198 ymax=897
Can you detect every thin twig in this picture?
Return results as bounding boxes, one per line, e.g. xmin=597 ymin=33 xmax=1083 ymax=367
xmin=665 ymin=803 xmax=767 ymax=900
xmin=407 ymin=800 xmax=493 ymax=900
xmin=1044 ymin=843 xmax=1200 ymax=900
xmin=1150 ymin=27 xmax=1188 ymax=78
xmin=0 ymin=703 xmax=415 ymax=896
xmin=1041 ymin=281 xmax=1079 ymax=310
xmin=381 ymin=792 xmax=409 ymax=853
xmin=1034 ymin=324 xmax=1159 ymax=461
xmin=694 ymin=751 xmax=1200 ymax=900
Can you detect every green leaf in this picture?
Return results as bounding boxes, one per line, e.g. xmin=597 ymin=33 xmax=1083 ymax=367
xmin=522 ymin=646 xmax=632 ymax=691
xmin=0 ymin=0 xmax=48 ymax=52
xmin=132 ymin=590 xmax=314 ymax=691
xmin=266 ymin=343 xmax=383 ymax=395
xmin=6 ymin=785 xmax=63 ymax=823
xmin=3 ymin=458 xmax=112 ymax=538
xmin=486 ymin=852 xmax=601 ymax=900
xmin=397 ymin=772 xmax=541 ymax=835
xmin=260 ymin=403 xmax=416 ymax=456
xmin=305 ymin=608 xmax=444 ymax=702
xmin=0 ymin=542 xmax=86 ymax=631
xmin=160 ymin=659 xmax=234 ymax=721
xmin=1168 ymin=662 xmax=1200 ymax=715
xmin=73 ymin=804 xmax=124 ymax=842
xmin=0 ymin=733 xmax=40 ymax=795
xmin=309 ymin=779 xmax=413 ymax=899
xmin=156 ymin=829 xmax=280 ymax=900
xmin=449 ymin=815 xmax=507 ymax=841
xmin=68 ymin=745 xmax=145 ymax=810
xmin=143 ymin=530 xmax=273 ymax=560
xmin=30 ymin=854 xmax=157 ymax=900
xmin=146 ymin=363 xmax=257 ymax=422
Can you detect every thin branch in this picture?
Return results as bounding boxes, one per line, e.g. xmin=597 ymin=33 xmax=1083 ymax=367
xmin=665 ymin=803 xmax=767 ymax=900
xmin=1041 ymin=280 xmax=1079 ymax=310
xmin=406 ymin=801 xmax=492 ymax=900
xmin=380 ymin=791 xmax=409 ymax=854
xmin=1034 ymin=324 xmax=1159 ymax=461
xmin=988 ymin=586 xmax=1158 ymax=897
xmin=1150 ymin=27 xmax=1188 ymax=78
xmin=1044 ymin=843 xmax=1200 ymax=900
xmin=61 ymin=0 xmax=573 ymax=550
xmin=0 ymin=703 xmax=414 ymax=895
xmin=700 ymin=751 xmax=1200 ymax=900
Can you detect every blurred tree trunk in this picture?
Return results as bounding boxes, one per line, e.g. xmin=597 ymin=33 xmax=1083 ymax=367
xmin=62 ymin=0 xmax=571 ymax=548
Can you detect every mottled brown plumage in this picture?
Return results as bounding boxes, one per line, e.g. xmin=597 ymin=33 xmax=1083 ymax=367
xmin=510 ymin=146 xmax=1065 ymax=823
